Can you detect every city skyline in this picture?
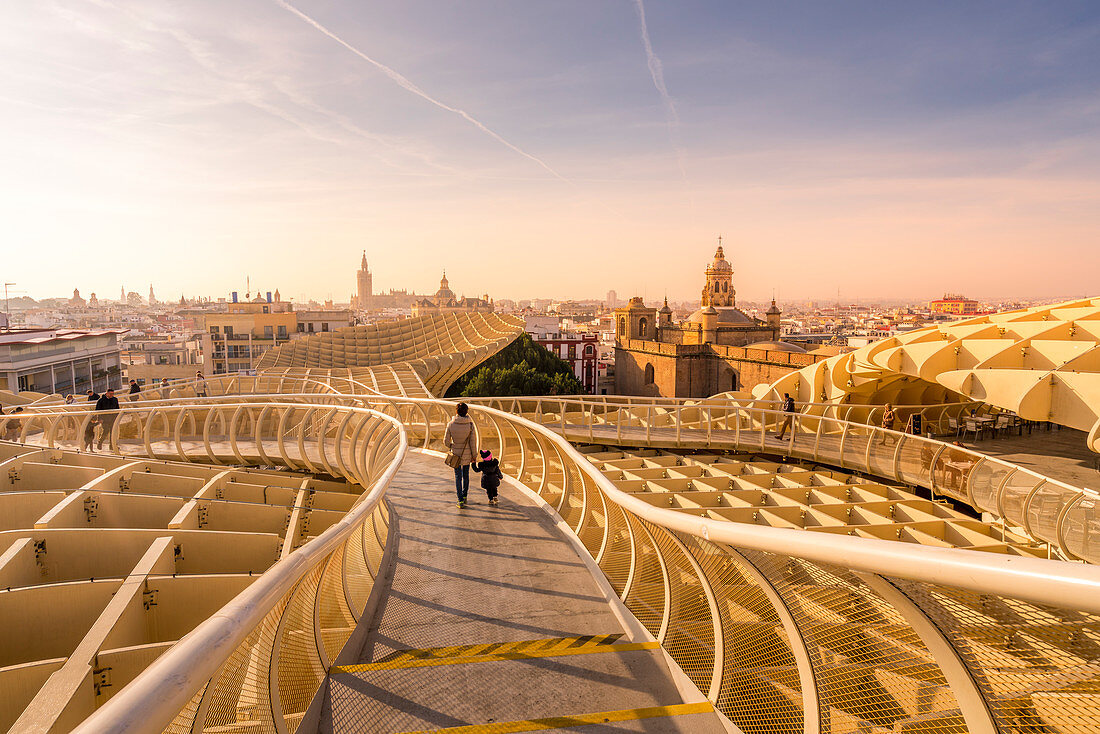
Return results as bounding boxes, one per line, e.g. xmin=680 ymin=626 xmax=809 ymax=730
xmin=2 ymin=1 xmax=1098 ymax=302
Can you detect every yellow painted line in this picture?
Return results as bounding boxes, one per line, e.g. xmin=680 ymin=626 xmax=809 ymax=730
xmin=334 ymin=640 xmax=658 ymax=673
xmin=371 ymin=634 xmax=623 ymax=666
xmin=398 ymin=702 xmax=716 ymax=733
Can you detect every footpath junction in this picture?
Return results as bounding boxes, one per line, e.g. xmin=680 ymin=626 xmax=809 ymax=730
xmin=0 ymin=302 xmax=1099 ymax=733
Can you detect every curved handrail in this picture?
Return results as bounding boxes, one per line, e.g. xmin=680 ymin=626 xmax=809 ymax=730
xmin=13 ymin=391 xmax=1096 ymax=593
xmin=452 ymin=394 xmax=1100 ymax=561
xmin=243 ymin=389 xmax=1100 ymax=607
xmin=12 ymin=378 xmax=1094 ymax=563
xmin=69 ymin=404 xmax=407 ymax=734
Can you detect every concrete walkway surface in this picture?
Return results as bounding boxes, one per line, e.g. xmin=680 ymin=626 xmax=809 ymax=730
xmin=308 ymin=450 xmax=727 ymax=733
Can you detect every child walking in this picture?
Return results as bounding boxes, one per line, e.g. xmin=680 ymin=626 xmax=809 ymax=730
xmin=472 ymin=449 xmax=504 ymax=506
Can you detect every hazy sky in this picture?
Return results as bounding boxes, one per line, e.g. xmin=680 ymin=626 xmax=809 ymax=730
xmin=2 ymin=1 xmax=1099 ymax=304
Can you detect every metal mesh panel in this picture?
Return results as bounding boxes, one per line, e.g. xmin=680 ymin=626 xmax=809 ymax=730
xmin=161 ymin=683 xmax=206 ymax=734
xmin=645 ymin=524 xmax=716 ymax=694
xmin=894 ymin=578 xmax=1100 ymax=734
xmin=363 ymin=512 xmax=384 ymax=578
xmin=317 ymin=544 xmax=357 ymax=663
xmin=194 ymin=594 xmax=289 ymax=733
xmin=621 ymin=512 xmax=668 ymax=637
xmin=276 ymin=566 xmax=327 ymax=725
xmin=599 ymin=499 xmax=635 ymax=595
xmin=748 ymin=551 xmax=966 ymax=733
xmin=342 ymin=515 xmax=374 ymax=616
xmin=575 ymin=473 xmax=608 ymax=560
xmin=699 ymin=540 xmax=804 ymax=734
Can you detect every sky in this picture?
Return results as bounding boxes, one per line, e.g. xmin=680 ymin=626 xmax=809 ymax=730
xmin=1 ymin=0 xmax=1099 ymax=304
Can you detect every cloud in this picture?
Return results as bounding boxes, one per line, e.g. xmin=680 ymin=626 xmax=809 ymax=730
xmin=273 ymin=0 xmax=571 ymax=184
xmin=632 ymin=0 xmax=686 ymax=180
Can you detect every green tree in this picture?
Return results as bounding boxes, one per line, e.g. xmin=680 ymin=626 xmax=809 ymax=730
xmin=446 ymin=333 xmax=585 ymax=398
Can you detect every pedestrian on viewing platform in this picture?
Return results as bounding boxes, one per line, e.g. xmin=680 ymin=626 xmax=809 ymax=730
xmin=774 ymin=393 xmax=796 ymax=440
xmin=444 ymin=402 xmax=478 ymax=508
xmin=86 ymin=390 xmax=98 ymax=402
xmin=94 ymin=388 xmax=120 ymax=451
xmin=473 ymin=449 xmax=503 ymax=506
xmin=195 ymin=371 xmax=207 ymax=398
xmin=879 ymin=403 xmax=896 ymax=445
xmin=82 ymin=414 xmax=97 ymax=452
xmin=128 ymin=379 xmax=141 ymax=400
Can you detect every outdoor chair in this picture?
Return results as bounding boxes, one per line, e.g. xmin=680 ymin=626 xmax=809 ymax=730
xmin=947 ymin=416 xmax=960 ymax=437
xmin=962 ymin=418 xmax=981 ymax=442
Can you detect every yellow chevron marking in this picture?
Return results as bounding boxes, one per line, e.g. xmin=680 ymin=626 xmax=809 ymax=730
xmin=365 ymin=633 xmax=623 ymax=667
xmin=396 ymin=702 xmax=716 ymax=733
xmin=334 ymin=639 xmax=655 ymax=673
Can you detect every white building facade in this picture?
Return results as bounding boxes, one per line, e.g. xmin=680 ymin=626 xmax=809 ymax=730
xmin=0 ymin=328 xmax=127 ymax=395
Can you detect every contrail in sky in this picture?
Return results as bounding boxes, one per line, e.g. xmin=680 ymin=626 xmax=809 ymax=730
xmin=633 ymin=0 xmax=687 ymax=180
xmin=273 ymin=0 xmax=569 ymax=183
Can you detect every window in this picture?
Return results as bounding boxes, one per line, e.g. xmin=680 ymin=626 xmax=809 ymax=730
xmin=262 ymin=306 xmax=269 ymax=314
xmin=308 ymin=323 xmax=315 ymax=333
xmin=644 ymin=363 xmax=655 ymax=385
xmin=297 ymin=323 xmax=305 ymax=333
xmin=224 ymin=326 xmax=234 ymax=337
xmin=569 ymin=345 xmax=576 ymax=359
xmin=277 ymin=325 xmax=287 ymax=338
xmin=264 ymin=326 xmax=273 ymax=338
xmin=619 ymin=317 xmax=626 ymax=336
xmin=209 ymin=326 xmax=220 ymax=334
xmin=584 ymin=345 xmax=595 ymax=358
xmin=638 ymin=317 xmax=648 ymax=336
xmin=321 ymin=322 xmax=329 ymax=332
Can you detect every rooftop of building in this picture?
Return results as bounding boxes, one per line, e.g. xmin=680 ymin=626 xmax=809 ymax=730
xmin=0 ymin=327 xmax=129 ymax=346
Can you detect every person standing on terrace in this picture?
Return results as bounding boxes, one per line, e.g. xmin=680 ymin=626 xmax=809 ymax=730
xmin=94 ymin=388 xmax=120 ymax=451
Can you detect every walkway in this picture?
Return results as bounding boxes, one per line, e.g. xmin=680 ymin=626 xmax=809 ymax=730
xmin=309 ymin=451 xmax=726 ymax=733
xmin=960 ymin=427 xmax=1100 ymax=492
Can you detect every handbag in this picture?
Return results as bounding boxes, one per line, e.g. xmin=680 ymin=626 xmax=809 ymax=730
xmin=445 ymin=427 xmax=473 ymax=469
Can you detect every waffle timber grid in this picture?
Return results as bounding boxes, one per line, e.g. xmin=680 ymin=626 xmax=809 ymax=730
xmin=253 ymin=312 xmax=525 ymax=397
xmin=752 ymin=296 xmax=1100 ymax=454
xmin=0 ymin=400 xmax=405 ymax=734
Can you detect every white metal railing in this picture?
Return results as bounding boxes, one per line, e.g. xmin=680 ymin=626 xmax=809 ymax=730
xmin=459 ymin=395 xmax=1099 ymax=563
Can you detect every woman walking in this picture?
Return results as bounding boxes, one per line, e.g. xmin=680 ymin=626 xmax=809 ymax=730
xmin=444 ymin=402 xmax=478 ymax=508
xmin=879 ymin=403 xmax=896 ymax=445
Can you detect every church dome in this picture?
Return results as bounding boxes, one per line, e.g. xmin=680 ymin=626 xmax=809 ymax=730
xmin=708 ymin=245 xmax=732 ymax=272
xmin=746 ymin=339 xmax=807 ymax=353
xmin=435 ymin=271 xmax=456 ymax=301
xmin=688 ymin=306 xmax=754 ymax=325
